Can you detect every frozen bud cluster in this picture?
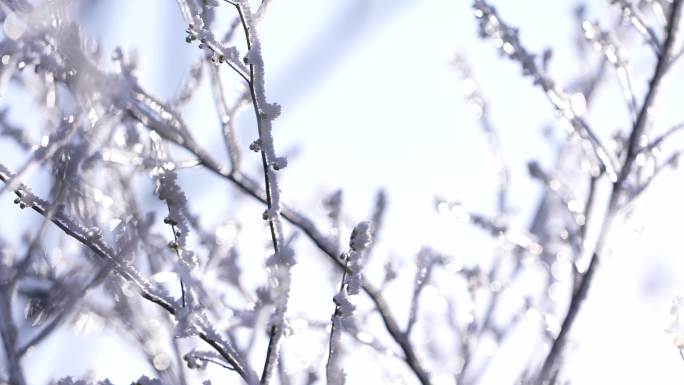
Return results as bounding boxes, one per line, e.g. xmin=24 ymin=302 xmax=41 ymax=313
xmin=85 ymin=227 xmax=103 ymax=242
xmin=180 ymin=250 xmax=199 ymax=268
xmin=155 ymin=169 xmax=191 ymax=248
xmin=267 ymin=245 xmax=296 ymax=268
xmin=261 ymin=102 xmax=281 ymax=121
xmin=262 ymin=207 xmax=278 ymax=220
xmin=349 ymin=221 xmax=372 ymax=252
xmin=272 ymin=157 xmax=288 ymax=171
xmin=184 ymin=352 xmax=208 ymax=370
xmin=326 ymin=222 xmax=373 ymax=385
xmin=347 ymin=222 xmax=371 ymax=295
xmin=333 ymin=291 xmax=356 ymax=317
xmin=249 ymin=139 xmax=262 ymax=152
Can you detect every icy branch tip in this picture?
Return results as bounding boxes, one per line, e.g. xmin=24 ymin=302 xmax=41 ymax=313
xmin=349 ymin=221 xmax=372 ymax=252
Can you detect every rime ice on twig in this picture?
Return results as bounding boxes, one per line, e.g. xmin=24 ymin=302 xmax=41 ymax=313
xmin=220 ymin=2 xmax=293 ymax=383
xmin=473 ymin=0 xmax=619 ymax=182
xmin=326 ymin=222 xmax=372 ymax=385
xmin=154 ymin=166 xmax=192 ymax=249
xmin=347 ymin=221 xmax=371 ymax=294
xmin=185 ymin=19 xmax=248 ymax=82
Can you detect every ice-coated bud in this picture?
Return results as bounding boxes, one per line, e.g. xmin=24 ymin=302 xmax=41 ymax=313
xmin=249 ymin=139 xmax=262 ymax=152
xmin=272 ymin=157 xmax=287 ymax=171
xmin=349 ymin=221 xmax=372 ymax=252
xmin=85 ymin=227 xmax=102 ymax=242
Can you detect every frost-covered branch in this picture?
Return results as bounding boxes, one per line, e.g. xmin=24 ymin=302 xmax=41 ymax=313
xmin=473 ymin=0 xmax=619 ymax=182
xmin=616 ymin=0 xmax=683 ymax=190
xmin=536 ymin=1 xmax=684 ymax=381
xmin=0 ymin=161 xmax=258 ymax=385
